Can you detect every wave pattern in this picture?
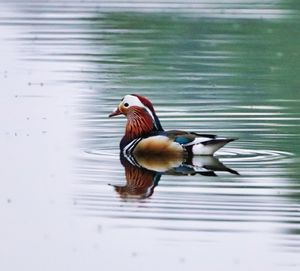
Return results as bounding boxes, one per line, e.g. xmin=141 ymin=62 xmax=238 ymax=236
xmin=1 ymin=0 xmax=300 ymax=270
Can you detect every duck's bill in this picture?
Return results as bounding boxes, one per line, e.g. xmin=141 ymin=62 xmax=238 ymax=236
xmin=108 ymin=108 xmax=122 ymax=117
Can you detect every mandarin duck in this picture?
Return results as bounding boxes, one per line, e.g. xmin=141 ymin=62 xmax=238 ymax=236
xmin=109 ymin=94 xmax=237 ymax=157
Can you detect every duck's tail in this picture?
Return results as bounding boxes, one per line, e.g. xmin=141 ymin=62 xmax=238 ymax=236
xmin=190 ymin=137 xmax=237 ymax=156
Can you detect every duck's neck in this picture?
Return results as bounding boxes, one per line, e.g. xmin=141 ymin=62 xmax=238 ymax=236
xmin=125 ymin=109 xmax=155 ymax=141
xmin=123 ymin=107 xmax=162 ymax=142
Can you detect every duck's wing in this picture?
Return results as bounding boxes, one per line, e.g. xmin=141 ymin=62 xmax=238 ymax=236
xmin=164 ymin=130 xmax=237 ymax=155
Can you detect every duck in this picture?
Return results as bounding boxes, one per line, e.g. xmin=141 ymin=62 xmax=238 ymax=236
xmin=109 ymin=94 xmax=237 ymax=157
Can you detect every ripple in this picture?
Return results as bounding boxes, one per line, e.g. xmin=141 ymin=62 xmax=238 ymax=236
xmin=84 ymin=149 xmax=119 ymax=158
xmin=83 ymin=145 xmax=294 ymax=166
xmin=219 ymin=148 xmax=294 ymax=164
xmin=2 ymin=1 xmax=300 ymax=268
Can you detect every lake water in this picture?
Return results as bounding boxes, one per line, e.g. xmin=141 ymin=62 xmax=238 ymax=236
xmin=1 ymin=1 xmax=300 ymax=270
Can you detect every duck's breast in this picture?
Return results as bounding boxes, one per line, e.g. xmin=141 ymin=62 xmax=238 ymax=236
xmin=133 ymin=135 xmax=183 ymax=155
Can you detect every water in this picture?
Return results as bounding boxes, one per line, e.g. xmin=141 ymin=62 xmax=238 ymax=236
xmin=1 ymin=1 xmax=300 ymax=270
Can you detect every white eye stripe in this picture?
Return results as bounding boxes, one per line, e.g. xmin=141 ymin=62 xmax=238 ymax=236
xmin=144 ymin=107 xmax=157 ymax=127
xmin=122 ymin=95 xmax=144 ymax=108
xmin=122 ymin=94 xmax=156 ymax=124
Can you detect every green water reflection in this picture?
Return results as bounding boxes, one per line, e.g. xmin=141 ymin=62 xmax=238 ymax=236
xmin=90 ymin=12 xmax=300 ymax=154
xmin=79 ymin=0 xmax=300 ymax=244
xmin=2 ymin=1 xmax=300 ymax=270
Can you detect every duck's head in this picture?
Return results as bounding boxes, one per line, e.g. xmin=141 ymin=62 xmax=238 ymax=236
xmin=109 ymin=94 xmax=163 ymax=132
xmin=109 ymin=94 xmax=155 ymax=117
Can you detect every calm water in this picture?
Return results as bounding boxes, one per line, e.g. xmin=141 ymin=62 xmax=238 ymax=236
xmin=1 ymin=1 xmax=300 ymax=270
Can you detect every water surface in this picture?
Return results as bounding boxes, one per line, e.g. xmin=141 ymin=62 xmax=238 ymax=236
xmin=1 ymin=1 xmax=300 ymax=270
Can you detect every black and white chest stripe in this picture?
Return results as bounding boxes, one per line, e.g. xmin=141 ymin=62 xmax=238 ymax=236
xmin=122 ymin=138 xmax=143 ymax=167
xmin=123 ymin=138 xmax=142 ymax=155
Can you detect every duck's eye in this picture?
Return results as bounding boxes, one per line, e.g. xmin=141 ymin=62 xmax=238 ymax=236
xmin=124 ymin=102 xmax=129 ymax=107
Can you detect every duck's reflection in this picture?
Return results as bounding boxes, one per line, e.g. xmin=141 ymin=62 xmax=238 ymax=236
xmin=111 ymin=152 xmax=239 ymax=199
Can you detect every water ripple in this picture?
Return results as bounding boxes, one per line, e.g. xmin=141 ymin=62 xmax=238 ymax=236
xmin=2 ymin=1 xmax=300 ymax=269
